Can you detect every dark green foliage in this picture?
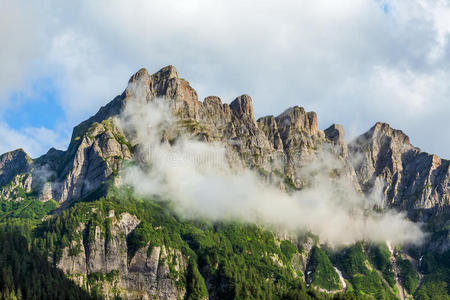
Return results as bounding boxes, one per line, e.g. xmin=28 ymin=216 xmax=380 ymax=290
xmin=185 ymin=222 xmax=306 ymax=299
xmin=397 ymin=256 xmax=419 ymax=294
xmin=414 ymin=273 xmax=449 ymax=300
xmin=185 ymin=262 xmax=208 ymax=300
xmin=308 ymin=246 xmax=341 ymax=291
xmin=368 ymin=244 xmax=396 ymax=288
xmin=331 ymin=243 xmax=397 ymax=300
xmin=280 ymin=240 xmax=298 ymax=262
xmin=0 ymin=229 xmax=97 ymax=300
xmin=87 ymin=270 xmax=119 ymax=284
xmin=331 ymin=292 xmax=369 ymax=300
xmin=127 ymin=222 xmax=161 ymax=259
xmin=415 ymin=250 xmax=450 ymax=300
xmin=0 ymin=197 xmax=57 ymax=221
xmin=29 ymin=187 xmax=319 ymax=299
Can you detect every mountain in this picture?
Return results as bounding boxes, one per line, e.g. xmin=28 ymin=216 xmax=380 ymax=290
xmin=0 ymin=66 xmax=448 ymax=300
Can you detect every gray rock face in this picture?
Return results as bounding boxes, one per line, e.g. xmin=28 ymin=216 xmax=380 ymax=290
xmin=230 ymin=94 xmax=255 ymax=119
xmin=0 ymin=149 xmax=31 ymax=187
xmin=126 ymin=245 xmax=187 ymax=300
xmin=57 ymin=211 xmax=186 ymax=299
xmin=0 ymin=119 xmax=132 ymax=205
xmin=325 ymin=124 xmax=347 ymax=156
xmin=54 ymin=121 xmax=132 ymax=206
xmin=120 ymin=66 xmax=449 ymax=234
xmin=349 ymin=122 xmax=450 ymax=218
xmin=122 ymin=67 xmax=329 ymax=188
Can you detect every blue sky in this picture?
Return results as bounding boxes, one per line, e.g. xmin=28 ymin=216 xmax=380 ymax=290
xmin=1 ymin=0 xmax=450 ymax=158
xmin=5 ymin=78 xmax=64 ymax=130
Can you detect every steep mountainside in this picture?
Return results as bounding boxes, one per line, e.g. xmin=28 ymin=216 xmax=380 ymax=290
xmin=0 ymin=66 xmax=448 ymax=300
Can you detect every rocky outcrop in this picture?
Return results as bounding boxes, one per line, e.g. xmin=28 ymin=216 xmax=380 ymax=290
xmin=126 ymin=244 xmax=187 ymax=300
xmin=118 ymin=66 xmax=329 ymax=187
xmin=57 ymin=211 xmax=186 ymax=299
xmin=325 ymin=124 xmax=347 ymax=156
xmin=0 ymin=119 xmax=133 ymax=205
xmin=349 ymin=122 xmax=450 ymax=218
xmin=53 ymin=120 xmax=132 ymax=206
xmin=0 ymin=149 xmax=31 ymax=188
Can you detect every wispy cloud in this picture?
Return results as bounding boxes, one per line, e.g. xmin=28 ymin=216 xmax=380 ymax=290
xmin=0 ymin=122 xmax=66 ymax=158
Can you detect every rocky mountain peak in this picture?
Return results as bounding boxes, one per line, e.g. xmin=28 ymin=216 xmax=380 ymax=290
xmin=1 ymin=65 xmax=448 ymax=221
xmin=151 ymin=65 xmax=179 ymax=81
xmin=0 ymin=149 xmax=31 ymax=187
xmin=324 ymin=124 xmax=347 ymax=155
xmin=128 ymin=66 xmax=179 ymax=85
xmin=230 ymin=94 xmax=255 ymax=119
xmin=276 ymin=106 xmax=318 ymax=134
xmin=369 ymin=122 xmax=411 ymax=146
xmin=0 ymin=65 xmax=449 ymax=299
xmin=324 ymin=124 xmax=345 ymax=145
xmin=203 ymin=95 xmax=223 ymax=107
xmin=128 ymin=67 xmax=151 ymax=84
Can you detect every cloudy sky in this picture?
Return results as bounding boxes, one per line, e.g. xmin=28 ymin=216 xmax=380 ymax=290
xmin=1 ymin=0 xmax=449 ymax=158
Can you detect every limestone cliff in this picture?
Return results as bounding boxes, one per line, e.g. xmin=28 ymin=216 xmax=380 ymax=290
xmin=56 ymin=210 xmax=187 ymax=299
xmin=349 ymin=122 xmax=449 ymax=219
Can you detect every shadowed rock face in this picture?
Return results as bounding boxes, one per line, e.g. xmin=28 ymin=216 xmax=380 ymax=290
xmin=325 ymin=124 xmax=346 ymax=149
xmin=230 ymin=94 xmax=255 ymax=119
xmin=0 ymin=149 xmax=31 ymax=187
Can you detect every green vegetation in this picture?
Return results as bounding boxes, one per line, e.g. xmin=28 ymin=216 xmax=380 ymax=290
xmin=280 ymin=240 xmax=298 ymax=262
xmin=308 ymin=246 xmax=341 ymax=291
xmin=415 ymin=250 xmax=450 ymax=300
xmin=0 ymin=197 xmax=57 ymax=222
xmin=102 ymin=119 xmax=133 ymax=153
xmin=331 ymin=243 xmax=397 ymax=300
xmin=397 ymin=256 xmax=419 ymax=294
xmin=0 ymin=228 xmax=97 ymax=300
xmin=185 ymin=263 xmax=208 ymax=300
xmin=368 ymin=244 xmax=396 ymax=288
xmin=178 ymin=119 xmax=208 ymax=134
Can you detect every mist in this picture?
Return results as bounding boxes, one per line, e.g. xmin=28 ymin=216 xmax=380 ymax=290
xmin=117 ymin=84 xmax=425 ymax=246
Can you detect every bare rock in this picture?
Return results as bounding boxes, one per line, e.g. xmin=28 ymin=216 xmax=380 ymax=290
xmin=349 ymin=122 xmax=450 ymax=217
xmin=0 ymin=149 xmax=31 ymax=187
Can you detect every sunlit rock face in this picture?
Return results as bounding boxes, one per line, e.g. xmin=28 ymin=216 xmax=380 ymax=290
xmin=349 ymin=122 xmax=449 ymax=218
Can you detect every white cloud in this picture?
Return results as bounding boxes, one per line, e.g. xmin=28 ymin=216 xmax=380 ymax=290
xmin=0 ymin=1 xmax=45 ymax=101
xmin=0 ymin=0 xmax=450 ymax=157
xmin=119 ymin=93 xmax=424 ymax=246
xmin=0 ymin=122 xmax=66 ymax=158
